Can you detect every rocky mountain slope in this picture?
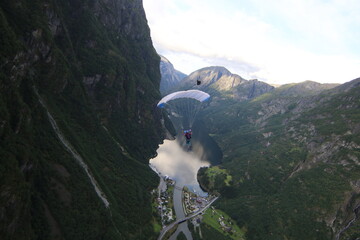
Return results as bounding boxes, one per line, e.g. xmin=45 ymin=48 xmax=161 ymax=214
xmin=199 ymin=78 xmax=360 ymax=240
xmin=159 ymin=55 xmax=186 ymax=95
xmin=268 ymin=80 xmax=339 ymax=97
xmin=176 ymin=66 xmax=274 ymax=101
xmin=157 ymin=56 xmax=358 ymax=240
xmin=0 ymin=0 xmax=163 ymax=239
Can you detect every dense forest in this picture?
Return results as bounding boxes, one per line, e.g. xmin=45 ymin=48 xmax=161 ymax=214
xmin=196 ymin=78 xmax=360 ymax=240
xmin=0 ymin=0 xmax=164 ymax=239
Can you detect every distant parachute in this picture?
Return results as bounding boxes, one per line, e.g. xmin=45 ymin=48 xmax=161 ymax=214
xmin=157 ymin=90 xmax=210 ymax=129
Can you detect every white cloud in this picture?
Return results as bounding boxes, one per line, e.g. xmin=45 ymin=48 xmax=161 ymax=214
xmin=144 ymin=0 xmax=360 ymax=84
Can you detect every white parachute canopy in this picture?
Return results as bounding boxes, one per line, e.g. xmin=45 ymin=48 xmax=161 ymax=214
xmin=157 ymin=90 xmax=210 ymax=129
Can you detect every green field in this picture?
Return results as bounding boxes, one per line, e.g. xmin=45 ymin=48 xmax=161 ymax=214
xmin=202 ymin=207 xmax=246 ymax=240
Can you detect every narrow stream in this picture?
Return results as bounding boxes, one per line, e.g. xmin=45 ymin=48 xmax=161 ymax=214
xmin=35 ymin=88 xmax=110 ymax=208
xmin=336 ymin=205 xmax=360 ymax=240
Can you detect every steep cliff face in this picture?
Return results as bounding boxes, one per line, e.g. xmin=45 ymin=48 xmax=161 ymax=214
xmin=0 ymin=0 xmax=163 ymax=239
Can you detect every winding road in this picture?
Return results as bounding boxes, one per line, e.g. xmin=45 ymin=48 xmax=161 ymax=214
xmin=158 ymin=195 xmax=219 ymax=240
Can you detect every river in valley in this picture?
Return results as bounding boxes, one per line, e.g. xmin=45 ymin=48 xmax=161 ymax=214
xmin=150 ymin=120 xmax=222 ymax=239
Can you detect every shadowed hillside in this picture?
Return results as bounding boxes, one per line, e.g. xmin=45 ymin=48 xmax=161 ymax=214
xmin=0 ymin=0 xmax=164 ymax=239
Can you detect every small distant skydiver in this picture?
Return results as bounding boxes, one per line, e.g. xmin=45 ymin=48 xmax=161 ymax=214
xmin=184 ymin=129 xmax=192 ymax=144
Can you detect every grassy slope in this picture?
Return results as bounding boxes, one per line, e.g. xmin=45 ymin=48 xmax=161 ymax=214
xmin=202 ymin=208 xmax=245 ymax=240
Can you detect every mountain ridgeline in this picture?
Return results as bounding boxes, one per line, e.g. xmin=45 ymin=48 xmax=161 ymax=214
xmin=174 ymin=66 xmax=275 ymax=101
xmin=1 ymin=0 xmax=359 ymax=239
xmin=159 ymin=59 xmax=360 ymax=239
xmin=0 ymin=0 xmax=164 ymax=239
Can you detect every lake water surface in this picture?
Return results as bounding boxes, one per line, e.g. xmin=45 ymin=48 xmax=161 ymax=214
xmin=150 ymin=139 xmax=209 ymax=196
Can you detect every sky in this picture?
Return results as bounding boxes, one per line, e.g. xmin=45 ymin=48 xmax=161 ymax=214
xmin=143 ymin=0 xmax=360 ymax=85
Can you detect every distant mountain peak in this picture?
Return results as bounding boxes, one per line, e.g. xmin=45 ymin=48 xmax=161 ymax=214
xmin=159 ymin=55 xmax=187 ymax=95
xmin=184 ymin=66 xmax=244 ymax=90
xmin=177 ymin=66 xmax=274 ymax=101
xmin=195 ymin=66 xmax=231 ymax=73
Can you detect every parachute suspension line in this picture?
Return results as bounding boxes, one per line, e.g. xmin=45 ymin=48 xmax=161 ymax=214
xmin=185 ymin=99 xmax=192 ymax=129
xmin=173 ymin=101 xmax=185 ymax=129
xmin=177 ymin=98 xmax=204 ymax=129
xmin=172 ymin=99 xmax=189 ymax=129
xmin=188 ymin=100 xmax=196 ymax=128
xmin=189 ymin=103 xmax=196 ymax=127
xmin=157 ymin=90 xmax=210 ymax=131
xmin=186 ymin=99 xmax=192 ymax=129
xmin=181 ymin=100 xmax=186 ymax=128
xmin=186 ymin=99 xmax=195 ymax=129
xmin=189 ymin=101 xmax=202 ymax=128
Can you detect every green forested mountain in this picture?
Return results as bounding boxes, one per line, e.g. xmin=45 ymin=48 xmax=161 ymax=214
xmin=0 ymin=0 xmax=163 ymax=239
xmin=2 ymin=0 xmax=359 ymax=239
xmin=199 ymin=78 xmax=360 ymax=239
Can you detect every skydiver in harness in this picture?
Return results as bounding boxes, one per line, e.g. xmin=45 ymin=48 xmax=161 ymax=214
xmin=184 ymin=129 xmax=192 ymax=144
xmin=196 ymin=76 xmax=201 ymax=85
